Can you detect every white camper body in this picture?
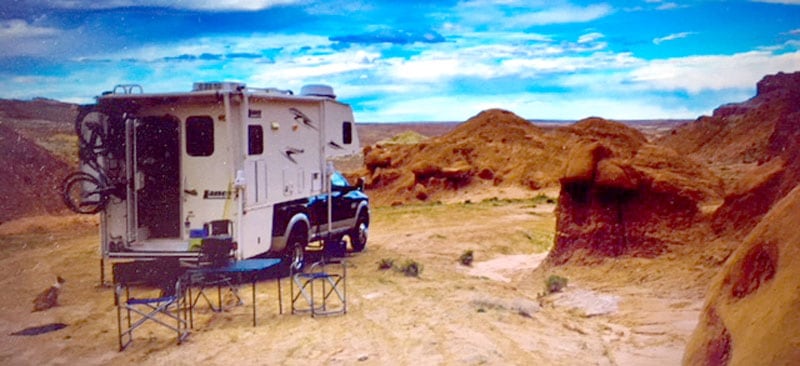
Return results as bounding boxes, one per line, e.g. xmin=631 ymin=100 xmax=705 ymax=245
xmin=80 ymin=82 xmax=364 ymax=263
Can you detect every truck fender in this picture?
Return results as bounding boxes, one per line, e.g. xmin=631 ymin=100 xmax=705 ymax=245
xmin=273 ymin=213 xmax=310 ymax=253
xmin=354 ymin=201 xmax=370 ymax=224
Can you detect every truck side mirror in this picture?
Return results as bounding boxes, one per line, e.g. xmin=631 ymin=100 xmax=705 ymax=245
xmin=357 ymin=177 xmax=365 ymax=192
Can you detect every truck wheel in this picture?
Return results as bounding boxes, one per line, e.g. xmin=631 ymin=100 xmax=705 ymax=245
xmin=349 ymin=212 xmax=368 ymax=252
xmin=285 ymin=227 xmax=307 ymax=273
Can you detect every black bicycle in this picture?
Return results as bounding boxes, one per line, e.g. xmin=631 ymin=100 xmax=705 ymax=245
xmin=62 ymin=108 xmax=126 ymax=214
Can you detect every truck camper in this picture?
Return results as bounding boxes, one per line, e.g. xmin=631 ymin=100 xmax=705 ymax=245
xmin=62 ymin=82 xmax=369 ymax=277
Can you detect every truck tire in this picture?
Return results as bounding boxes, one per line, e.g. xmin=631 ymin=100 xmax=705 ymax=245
xmin=284 ymin=225 xmax=307 ymax=272
xmin=349 ymin=212 xmax=368 ymax=252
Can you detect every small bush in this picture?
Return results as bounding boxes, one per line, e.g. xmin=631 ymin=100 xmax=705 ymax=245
xmin=532 ymin=193 xmax=556 ymax=204
xmin=545 ymin=275 xmax=568 ymax=294
xmin=399 ymin=259 xmax=423 ymax=277
xmin=377 ymin=258 xmax=395 ymax=270
xmin=459 ymin=250 xmax=474 ymax=266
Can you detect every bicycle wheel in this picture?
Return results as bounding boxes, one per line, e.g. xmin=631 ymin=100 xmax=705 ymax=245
xmin=75 ymin=109 xmax=109 ymax=156
xmin=62 ymin=172 xmax=109 ymax=214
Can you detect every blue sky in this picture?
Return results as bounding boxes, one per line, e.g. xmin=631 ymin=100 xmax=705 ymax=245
xmin=0 ymin=0 xmax=798 ymax=122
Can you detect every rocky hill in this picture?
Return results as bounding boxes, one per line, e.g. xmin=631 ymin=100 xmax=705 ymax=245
xmin=0 ymin=123 xmax=73 ymax=223
xmin=359 ymin=109 xmax=585 ymax=205
xmin=659 ymin=72 xmax=800 ymax=239
xmin=670 ymin=71 xmax=800 ymax=365
xmin=0 ymin=98 xmax=77 ymax=223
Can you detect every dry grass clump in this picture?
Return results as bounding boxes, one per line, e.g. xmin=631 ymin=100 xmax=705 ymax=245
xmin=545 ymin=275 xmax=568 ymax=294
xmin=377 ymin=258 xmax=423 ymax=277
xmin=459 ymin=250 xmax=474 ymax=266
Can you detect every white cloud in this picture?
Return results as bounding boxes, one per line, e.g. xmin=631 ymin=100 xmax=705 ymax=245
xmin=0 ymin=19 xmax=64 ymax=57
xmin=578 ymin=32 xmax=604 ymax=44
xmin=656 ymin=2 xmax=680 ymax=10
xmin=354 ymin=91 xmax=702 ymax=122
xmin=250 ymin=49 xmax=381 ymax=86
xmin=0 ymin=19 xmax=58 ymax=39
xmin=33 ymin=0 xmax=302 ymax=11
xmin=653 ymin=32 xmax=695 ymax=45
xmin=628 ymin=50 xmax=800 ymax=93
xmin=454 ymin=1 xmax=613 ymax=29
xmin=507 ymin=4 xmax=613 ymax=27
xmin=84 ymin=33 xmax=332 ymax=62
xmin=751 ymin=0 xmax=800 ymax=5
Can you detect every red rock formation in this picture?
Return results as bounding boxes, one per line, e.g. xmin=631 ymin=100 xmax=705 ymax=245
xmin=358 ymin=109 xmax=568 ymax=205
xmin=659 ymin=71 xmax=800 ymax=239
xmin=683 ymin=185 xmax=800 ymax=366
xmin=547 ymin=119 xmax=722 ymax=265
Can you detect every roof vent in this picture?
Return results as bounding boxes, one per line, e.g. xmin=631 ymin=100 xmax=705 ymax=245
xmin=193 ymin=81 xmax=246 ymax=92
xmin=300 ymin=84 xmax=336 ymax=99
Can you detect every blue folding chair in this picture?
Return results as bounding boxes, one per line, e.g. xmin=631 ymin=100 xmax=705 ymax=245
xmin=291 ymin=241 xmax=347 ymax=317
xmin=113 ymin=260 xmax=189 ymax=351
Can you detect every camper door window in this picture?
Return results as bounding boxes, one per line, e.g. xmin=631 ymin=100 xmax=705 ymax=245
xmin=248 ymin=125 xmax=264 ymax=155
xmin=186 ymin=116 xmax=214 ymax=156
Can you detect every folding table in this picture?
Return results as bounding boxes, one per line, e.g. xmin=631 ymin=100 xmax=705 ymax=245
xmin=185 ymin=258 xmax=282 ymax=327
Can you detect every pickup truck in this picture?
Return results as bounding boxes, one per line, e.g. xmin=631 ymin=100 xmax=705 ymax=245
xmin=273 ymin=170 xmax=369 ymax=271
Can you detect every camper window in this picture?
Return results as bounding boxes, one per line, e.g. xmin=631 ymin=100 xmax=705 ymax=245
xmin=186 ymin=116 xmax=214 ymax=156
xmin=248 ymin=125 xmax=264 ymax=155
xmin=343 ymin=121 xmax=353 ymax=145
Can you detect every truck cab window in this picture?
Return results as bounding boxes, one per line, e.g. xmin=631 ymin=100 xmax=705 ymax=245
xmin=248 ymin=125 xmax=264 ymax=155
xmin=186 ymin=116 xmax=214 ymax=156
xmin=331 ymin=171 xmax=349 ymax=188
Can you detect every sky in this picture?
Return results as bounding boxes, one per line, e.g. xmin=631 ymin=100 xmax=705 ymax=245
xmin=0 ymin=1 xmax=798 ymax=122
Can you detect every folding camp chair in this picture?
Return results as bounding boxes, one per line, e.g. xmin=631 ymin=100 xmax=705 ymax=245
xmin=291 ymin=241 xmax=347 ymax=317
xmin=113 ymin=260 xmax=189 ymax=351
xmin=185 ymin=236 xmax=242 ymax=327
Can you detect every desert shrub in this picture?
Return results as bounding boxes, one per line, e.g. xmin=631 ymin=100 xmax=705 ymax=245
xmin=459 ymin=249 xmax=474 ymax=266
xmin=377 ymin=258 xmax=395 ymax=270
xmin=398 ymin=259 xmax=423 ymax=277
xmin=545 ymin=275 xmax=568 ymax=294
xmin=533 ymin=193 xmax=556 ymax=204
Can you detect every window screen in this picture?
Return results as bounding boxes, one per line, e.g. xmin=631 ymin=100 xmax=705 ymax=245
xmin=186 ymin=116 xmax=214 ymax=156
xmin=248 ymin=125 xmax=264 ymax=155
xmin=342 ymin=121 xmax=353 ymax=145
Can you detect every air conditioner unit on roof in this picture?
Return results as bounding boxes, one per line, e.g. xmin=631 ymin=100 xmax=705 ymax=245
xmin=300 ymin=84 xmax=336 ymax=99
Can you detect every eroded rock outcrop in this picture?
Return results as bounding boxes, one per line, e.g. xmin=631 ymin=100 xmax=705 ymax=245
xmin=683 ymin=185 xmax=800 ymax=366
xmin=547 ymin=119 xmax=723 ymax=265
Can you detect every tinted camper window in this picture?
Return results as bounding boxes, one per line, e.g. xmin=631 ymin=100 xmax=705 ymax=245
xmin=248 ymin=125 xmax=264 ymax=155
xmin=342 ymin=121 xmax=353 ymax=145
xmin=186 ymin=116 xmax=214 ymax=156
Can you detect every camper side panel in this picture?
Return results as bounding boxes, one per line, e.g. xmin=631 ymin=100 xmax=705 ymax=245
xmin=239 ymin=98 xmax=323 ymax=257
xmin=322 ymin=100 xmax=360 ymax=159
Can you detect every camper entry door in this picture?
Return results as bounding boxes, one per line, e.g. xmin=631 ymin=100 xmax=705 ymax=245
xmin=127 ymin=116 xmax=182 ymax=241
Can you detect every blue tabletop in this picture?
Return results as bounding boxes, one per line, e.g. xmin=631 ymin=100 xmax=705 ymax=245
xmin=189 ymin=258 xmax=281 ymax=274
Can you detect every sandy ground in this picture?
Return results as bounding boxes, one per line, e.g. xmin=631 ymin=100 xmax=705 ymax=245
xmin=0 ymin=199 xmax=703 ymax=365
